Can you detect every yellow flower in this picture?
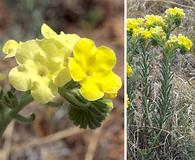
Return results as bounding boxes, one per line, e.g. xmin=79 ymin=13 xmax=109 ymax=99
xmin=68 ymin=38 xmax=122 ymax=101
xmin=150 ymin=26 xmax=165 ymax=37
xmin=132 ymin=27 xmax=152 ymax=40
xmin=166 ymin=35 xmax=178 ymax=48
xmin=2 ymin=40 xmax=20 ymax=59
xmin=41 ymin=24 xmax=80 ymax=60
xmin=145 ymin=15 xmax=165 ymax=27
xmin=178 ymin=34 xmax=193 ymax=51
xmin=142 ymin=29 xmax=152 ymax=39
xmin=132 ymin=27 xmax=144 ymax=37
xmin=166 ymin=34 xmax=193 ymax=51
xmin=165 ymin=7 xmax=185 ymax=19
xmin=3 ymin=24 xmax=80 ymax=104
xmin=127 ymin=18 xmax=143 ymax=31
xmin=127 ymin=63 xmax=132 ymax=77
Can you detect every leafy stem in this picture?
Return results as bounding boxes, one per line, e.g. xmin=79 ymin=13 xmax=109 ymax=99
xmin=139 ymin=42 xmax=152 ymax=126
xmin=0 ymin=91 xmax=33 ymax=137
xmin=157 ymin=50 xmax=173 ymax=129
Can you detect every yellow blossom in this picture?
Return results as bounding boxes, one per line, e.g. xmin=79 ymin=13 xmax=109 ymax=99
xmin=132 ymin=27 xmax=144 ymax=37
xmin=132 ymin=27 xmax=152 ymax=39
xmin=142 ymin=29 xmax=152 ymax=39
xmin=166 ymin=34 xmax=193 ymax=51
xmin=150 ymin=26 xmax=165 ymax=37
xmin=165 ymin=7 xmax=185 ymax=19
xmin=127 ymin=63 xmax=132 ymax=77
xmin=166 ymin=35 xmax=178 ymax=48
xmin=145 ymin=15 xmax=165 ymax=27
xmin=178 ymin=34 xmax=193 ymax=51
xmin=127 ymin=18 xmax=144 ymax=31
xmin=41 ymin=24 xmax=80 ymax=60
xmin=3 ymin=24 xmax=80 ymax=104
xmin=68 ymin=38 xmax=122 ymax=101
xmin=2 ymin=40 xmax=20 ymax=59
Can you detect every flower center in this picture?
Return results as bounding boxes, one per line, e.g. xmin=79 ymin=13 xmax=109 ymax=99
xmin=86 ymin=69 xmax=93 ymax=76
xmin=38 ymin=68 xmax=47 ymax=77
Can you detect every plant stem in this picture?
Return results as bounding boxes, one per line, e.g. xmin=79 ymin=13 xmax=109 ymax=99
xmin=139 ymin=42 xmax=152 ymax=126
xmin=0 ymin=93 xmax=33 ymax=137
xmin=158 ymin=50 xmax=172 ymax=128
xmin=58 ymin=81 xmax=90 ymax=109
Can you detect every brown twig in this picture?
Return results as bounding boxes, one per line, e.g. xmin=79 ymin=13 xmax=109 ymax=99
xmin=11 ymin=126 xmax=87 ymax=153
xmin=84 ymin=128 xmax=103 ymax=160
xmin=0 ymin=122 xmax=14 ymax=160
xmin=84 ymin=114 xmax=116 ymax=160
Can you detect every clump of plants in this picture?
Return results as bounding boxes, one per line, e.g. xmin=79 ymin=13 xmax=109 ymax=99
xmin=0 ymin=24 xmax=122 ymax=136
xmin=126 ymin=7 xmax=194 ymax=159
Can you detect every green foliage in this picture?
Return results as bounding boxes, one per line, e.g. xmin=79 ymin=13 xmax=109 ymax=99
xmin=58 ymin=81 xmax=112 ymax=129
xmin=68 ymin=99 xmax=111 ymax=129
xmin=0 ymin=87 xmax=34 ymax=136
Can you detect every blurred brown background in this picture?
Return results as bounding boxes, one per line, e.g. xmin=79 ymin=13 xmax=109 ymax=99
xmin=0 ymin=0 xmax=124 ymax=160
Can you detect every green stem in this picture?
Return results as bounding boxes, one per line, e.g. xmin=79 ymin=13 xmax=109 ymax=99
xmin=0 ymin=93 xmax=33 ymax=137
xmin=58 ymin=81 xmax=90 ymax=109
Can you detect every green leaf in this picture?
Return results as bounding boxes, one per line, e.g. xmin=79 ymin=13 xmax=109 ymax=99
xmin=11 ymin=113 xmax=35 ymax=124
xmin=68 ymin=100 xmax=111 ymax=129
xmin=46 ymin=101 xmax=63 ymax=108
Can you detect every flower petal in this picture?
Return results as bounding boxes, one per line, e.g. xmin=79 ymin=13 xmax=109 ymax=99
xmin=15 ymin=40 xmax=45 ymax=64
xmin=41 ymin=24 xmax=57 ymax=39
xmin=31 ymin=77 xmax=58 ymax=104
xmin=2 ymin=40 xmax=19 ymax=59
xmin=60 ymin=33 xmax=81 ymax=59
xmin=68 ymin=58 xmax=86 ymax=81
xmin=53 ymin=67 xmax=72 ymax=87
xmin=59 ymin=32 xmax=80 ymax=50
xmin=93 ymin=46 xmax=116 ymax=75
xmin=37 ymin=38 xmax=65 ymax=59
xmin=80 ymin=78 xmax=104 ymax=101
xmin=8 ymin=67 xmax=31 ymax=91
xmin=100 ymin=72 xmax=122 ymax=93
xmin=73 ymin=38 xmax=96 ymax=67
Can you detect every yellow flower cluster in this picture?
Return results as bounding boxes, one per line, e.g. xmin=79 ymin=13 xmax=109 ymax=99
xmin=166 ymin=34 xmax=193 ymax=51
xmin=3 ymin=24 xmax=79 ymax=103
xmin=150 ymin=26 xmax=165 ymax=37
xmin=165 ymin=7 xmax=185 ymax=19
xmin=132 ymin=26 xmax=165 ymax=40
xmin=177 ymin=34 xmax=193 ymax=50
xmin=2 ymin=24 xmax=121 ymax=103
xmin=127 ymin=14 xmax=165 ymax=40
xmin=126 ymin=18 xmax=143 ymax=31
xmin=126 ymin=7 xmax=189 ymax=42
xmin=145 ymin=15 xmax=165 ymax=27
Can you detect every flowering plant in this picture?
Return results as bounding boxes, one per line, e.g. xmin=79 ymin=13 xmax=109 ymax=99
xmin=126 ymin=7 xmax=193 ymax=159
xmin=0 ymin=24 xmax=121 ymax=136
